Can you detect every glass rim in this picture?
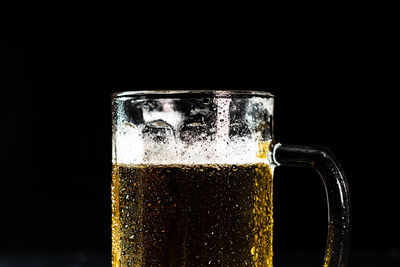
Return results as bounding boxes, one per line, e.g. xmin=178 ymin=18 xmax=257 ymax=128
xmin=111 ymin=90 xmax=274 ymax=99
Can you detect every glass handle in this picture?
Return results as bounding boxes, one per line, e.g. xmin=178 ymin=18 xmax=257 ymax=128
xmin=272 ymin=143 xmax=351 ymax=267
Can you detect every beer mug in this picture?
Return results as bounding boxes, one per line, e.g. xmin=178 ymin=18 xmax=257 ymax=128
xmin=111 ymin=90 xmax=351 ymax=267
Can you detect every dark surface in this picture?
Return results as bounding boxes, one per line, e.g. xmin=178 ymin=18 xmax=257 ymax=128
xmin=1 ymin=250 xmax=400 ymax=267
xmin=1 ymin=2 xmax=397 ymax=266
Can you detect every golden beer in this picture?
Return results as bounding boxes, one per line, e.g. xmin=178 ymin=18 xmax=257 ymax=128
xmin=112 ymin=163 xmax=273 ymax=267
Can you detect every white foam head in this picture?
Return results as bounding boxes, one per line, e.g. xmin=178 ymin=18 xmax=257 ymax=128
xmin=112 ymin=93 xmax=273 ymax=165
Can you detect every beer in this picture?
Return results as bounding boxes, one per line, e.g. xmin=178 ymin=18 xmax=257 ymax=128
xmin=112 ymin=163 xmax=273 ymax=267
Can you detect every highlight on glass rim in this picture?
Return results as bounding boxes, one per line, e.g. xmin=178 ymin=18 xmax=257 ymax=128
xmin=111 ymin=90 xmax=351 ymax=267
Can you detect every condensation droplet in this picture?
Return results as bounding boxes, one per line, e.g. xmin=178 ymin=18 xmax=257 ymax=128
xmin=251 ymin=246 xmax=256 ymax=255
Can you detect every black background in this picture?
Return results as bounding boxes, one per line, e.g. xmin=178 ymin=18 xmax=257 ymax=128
xmin=1 ymin=2 xmax=397 ymax=266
